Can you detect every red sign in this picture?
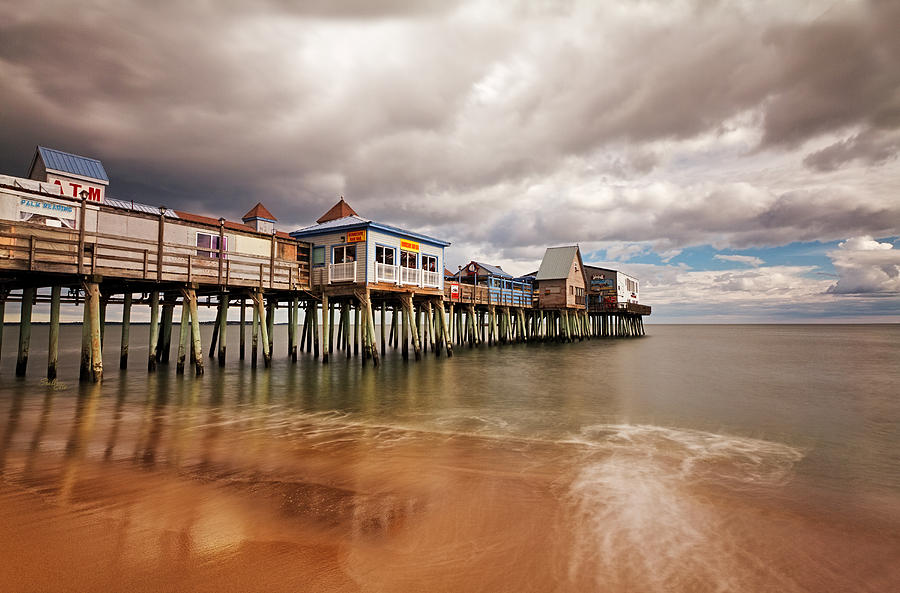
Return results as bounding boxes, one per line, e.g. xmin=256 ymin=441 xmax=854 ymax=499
xmin=450 ymin=283 xmax=460 ymax=301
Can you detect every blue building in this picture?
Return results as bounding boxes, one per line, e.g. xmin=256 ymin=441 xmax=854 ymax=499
xmin=290 ymin=198 xmax=450 ymax=295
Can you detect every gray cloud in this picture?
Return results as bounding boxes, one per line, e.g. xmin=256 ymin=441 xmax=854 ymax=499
xmin=803 ymin=129 xmax=900 ymax=171
xmin=0 ymin=0 xmax=898 ymax=255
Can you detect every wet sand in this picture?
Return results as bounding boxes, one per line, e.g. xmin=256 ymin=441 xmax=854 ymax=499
xmin=2 ymin=387 xmax=898 ymax=593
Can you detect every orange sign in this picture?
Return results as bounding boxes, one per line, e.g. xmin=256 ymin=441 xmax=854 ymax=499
xmin=347 ymin=230 xmax=366 ymax=243
xmin=400 ymin=239 xmax=419 ymax=252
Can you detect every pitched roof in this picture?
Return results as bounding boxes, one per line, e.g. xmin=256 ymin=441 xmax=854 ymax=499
xmin=455 ymin=261 xmax=513 ymax=279
xmin=535 ymin=246 xmax=581 ymax=280
xmin=32 ymin=146 xmax=109 ymax=183
xmin=317 ymin=197 xmax=357 ymax=223
xmin=475 ymin=261 xmax=512 ymax=278
xmin=242 ymin=202 xmax=276 ymax=221
xmin=291 ymin=214 xmax=451 ymax=247
xmin=293 ymin=214 xmax=370 ymax=234
xmin=174 ymin=210 xmax=292 ymax=239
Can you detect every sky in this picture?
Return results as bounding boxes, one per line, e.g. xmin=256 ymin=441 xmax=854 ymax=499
xmin=1 ymin=0 xmax=898 ymax=322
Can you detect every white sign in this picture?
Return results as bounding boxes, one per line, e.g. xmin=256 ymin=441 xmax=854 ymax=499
xmin=19 ymin=197 xmax=77 ymax=228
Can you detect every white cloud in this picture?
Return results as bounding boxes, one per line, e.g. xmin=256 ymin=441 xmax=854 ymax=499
xmin=714 ymin=254 xmax=764 ymax=267
xmin=827 ymin=236 xmax=900 ymax=295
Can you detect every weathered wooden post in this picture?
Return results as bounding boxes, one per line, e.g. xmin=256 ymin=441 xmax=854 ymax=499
xmin=344 ymin=302 xmax=352 ymax=358
xmin=159 ymin=298 xmax=174 ymax=363
xmin=47 ymin=285 xmax=61 ymax=380
xmin=353 ymin=303 xmax=360 ymax=356
xmin=80 ymin=293 xmax=92 ymax=381
xmin=177 ymin=296 xmax=190 ymax=374
xmin=147 ymin=291 xmax=160 ymax=371
xmin=251 ymin=299 xmax=259 ymax=367
xmin=120 ymin=291 xmax=132 ymax=369
xmin=86 ymin=282 xmax=103 ymax=382
xmin=336 ymin=302 xmax=344 ymax=350
xmin=15 ymin=287 xmax=35 ymax=376
xmin=400 ymin=298 xmax=409 ymax=361
xmin=255 ymin=292 xmax=271 ymax=368
xmin=239 ymin=296 xmax=247 ymax=359
xmin=328 ymin=299 xmax=335 ymax=356
xmin=438 ymin=300 xmax=453 ymax=357
xmin=321 ymin=293 xmax=330 ymax=364
xmin=218 ymin=293 xmax=228 ymax=367
xmin=289 ymin=297 xmax=297 ymax=357
xmin=365 ymin=293 xmax=379 ymax=367
xmin=291 ymin=296 xmax=299 ymax=362
xmin=407 ymin=296 xmax=421 ymax=360
xmin=426 ymin=301 xmax=437 ymax=356
xmin=266 ymin=297 xmax=274 ymax=357
xmin=187 ymin=289 xmax=203 ymax=375
xmin=208 ymin=301 xmax=221 ymax=358
xmin=299 ymin=302 xmax=308 ymax=353
xmin=380 ymin=302 xmax=386 ymax=354
xmin=312 ymin=301 xmax=320 ymax=358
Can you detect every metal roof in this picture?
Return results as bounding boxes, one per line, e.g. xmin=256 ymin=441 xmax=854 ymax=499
xmin=292 ymin=215 xmax=369 ymax=234
xmin=36 ymin=146 xmax=109 ymax=182
xmin=475 ymin=261 xmax=512 ymax=278
xmin=535 ymin=246 xmax=580 ymax=280
xmin=290 ymin=215 xmax=451 ymax=247
xmin=105 ymin=197 xmax=179 ymax=218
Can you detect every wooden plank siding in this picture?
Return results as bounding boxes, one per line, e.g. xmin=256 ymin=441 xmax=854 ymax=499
xmin=0 ymin=183 xmax=310 ymax=291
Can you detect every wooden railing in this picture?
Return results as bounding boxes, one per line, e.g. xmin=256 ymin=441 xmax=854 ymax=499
xmin=588 ymin=301 xmax=652 ymax=315
xmin=444 ymin=283 xmax=534 ymax=307
xmin=0 ymin=221 xmax=310 ymax=290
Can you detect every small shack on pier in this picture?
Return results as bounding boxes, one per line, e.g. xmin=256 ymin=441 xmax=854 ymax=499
xmin=290 ymin=197 xmax=450 ymax=296
xmin=583 ymin=265 xmax=641 ymax=311
xmin=534 ymin=246 xmax=586 ymax=309
xmin=449 ymin=261 xmax=534 ymax=307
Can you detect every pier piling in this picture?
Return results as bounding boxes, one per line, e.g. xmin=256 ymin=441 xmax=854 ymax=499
xmin=120 ymin=291 xmax=131 ymax=369
xmin=47 ymin=285 xmax=61 ymax=380
xmin=15 ymin=286 xmax=35 ymax=376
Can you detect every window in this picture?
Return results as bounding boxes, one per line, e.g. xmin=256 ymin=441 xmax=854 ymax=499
xmin=421 ymin=254 xmax=437 ymax=272
xmin=570 ymin=285 xmax=574 ymax=295
xmin=376 ymin=245 xmax=395 ymax=265
xmin=312 ymin=246 xmax=325 ymax=266
xmin=400 ymin=249 xmax=417 ymax=268
xmin=333 ymin=244 xmax=356 ymax=264
xmin=197 ymin=232 xmax=227 ymax=258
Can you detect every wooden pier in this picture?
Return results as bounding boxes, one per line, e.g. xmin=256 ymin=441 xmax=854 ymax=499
xmin=1 ymin=168 xmax=649 ymax=382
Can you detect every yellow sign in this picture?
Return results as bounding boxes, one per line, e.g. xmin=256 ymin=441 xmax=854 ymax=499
xmin=400 ymin=239 xmax=419 ymax=252
xmin=347 ymin=230 xmax=366 ymax=243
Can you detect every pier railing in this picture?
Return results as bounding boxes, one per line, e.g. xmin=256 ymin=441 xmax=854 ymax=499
xmin=445 ymin=282 xmax=533 ymax=307
xmin=588 ymin=302 xmax=652 ymax=315
xmin=0 ymin=221 xmax=310 ymax=290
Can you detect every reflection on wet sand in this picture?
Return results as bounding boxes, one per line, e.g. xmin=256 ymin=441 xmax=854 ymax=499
xmin=1 ymin=380 xmax=898 ymax=593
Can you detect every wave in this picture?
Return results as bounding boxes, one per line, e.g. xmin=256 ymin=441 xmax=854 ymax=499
xmin=563 ymin=424 xmax=806 ymax=592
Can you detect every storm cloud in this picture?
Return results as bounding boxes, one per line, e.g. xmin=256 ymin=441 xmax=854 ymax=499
xmin=1 ymin=0 xmax=898 ymax=280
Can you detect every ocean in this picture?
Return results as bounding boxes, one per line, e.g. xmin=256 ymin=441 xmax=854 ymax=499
xmin=1 ymin=323 xmax=898 ymax=592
